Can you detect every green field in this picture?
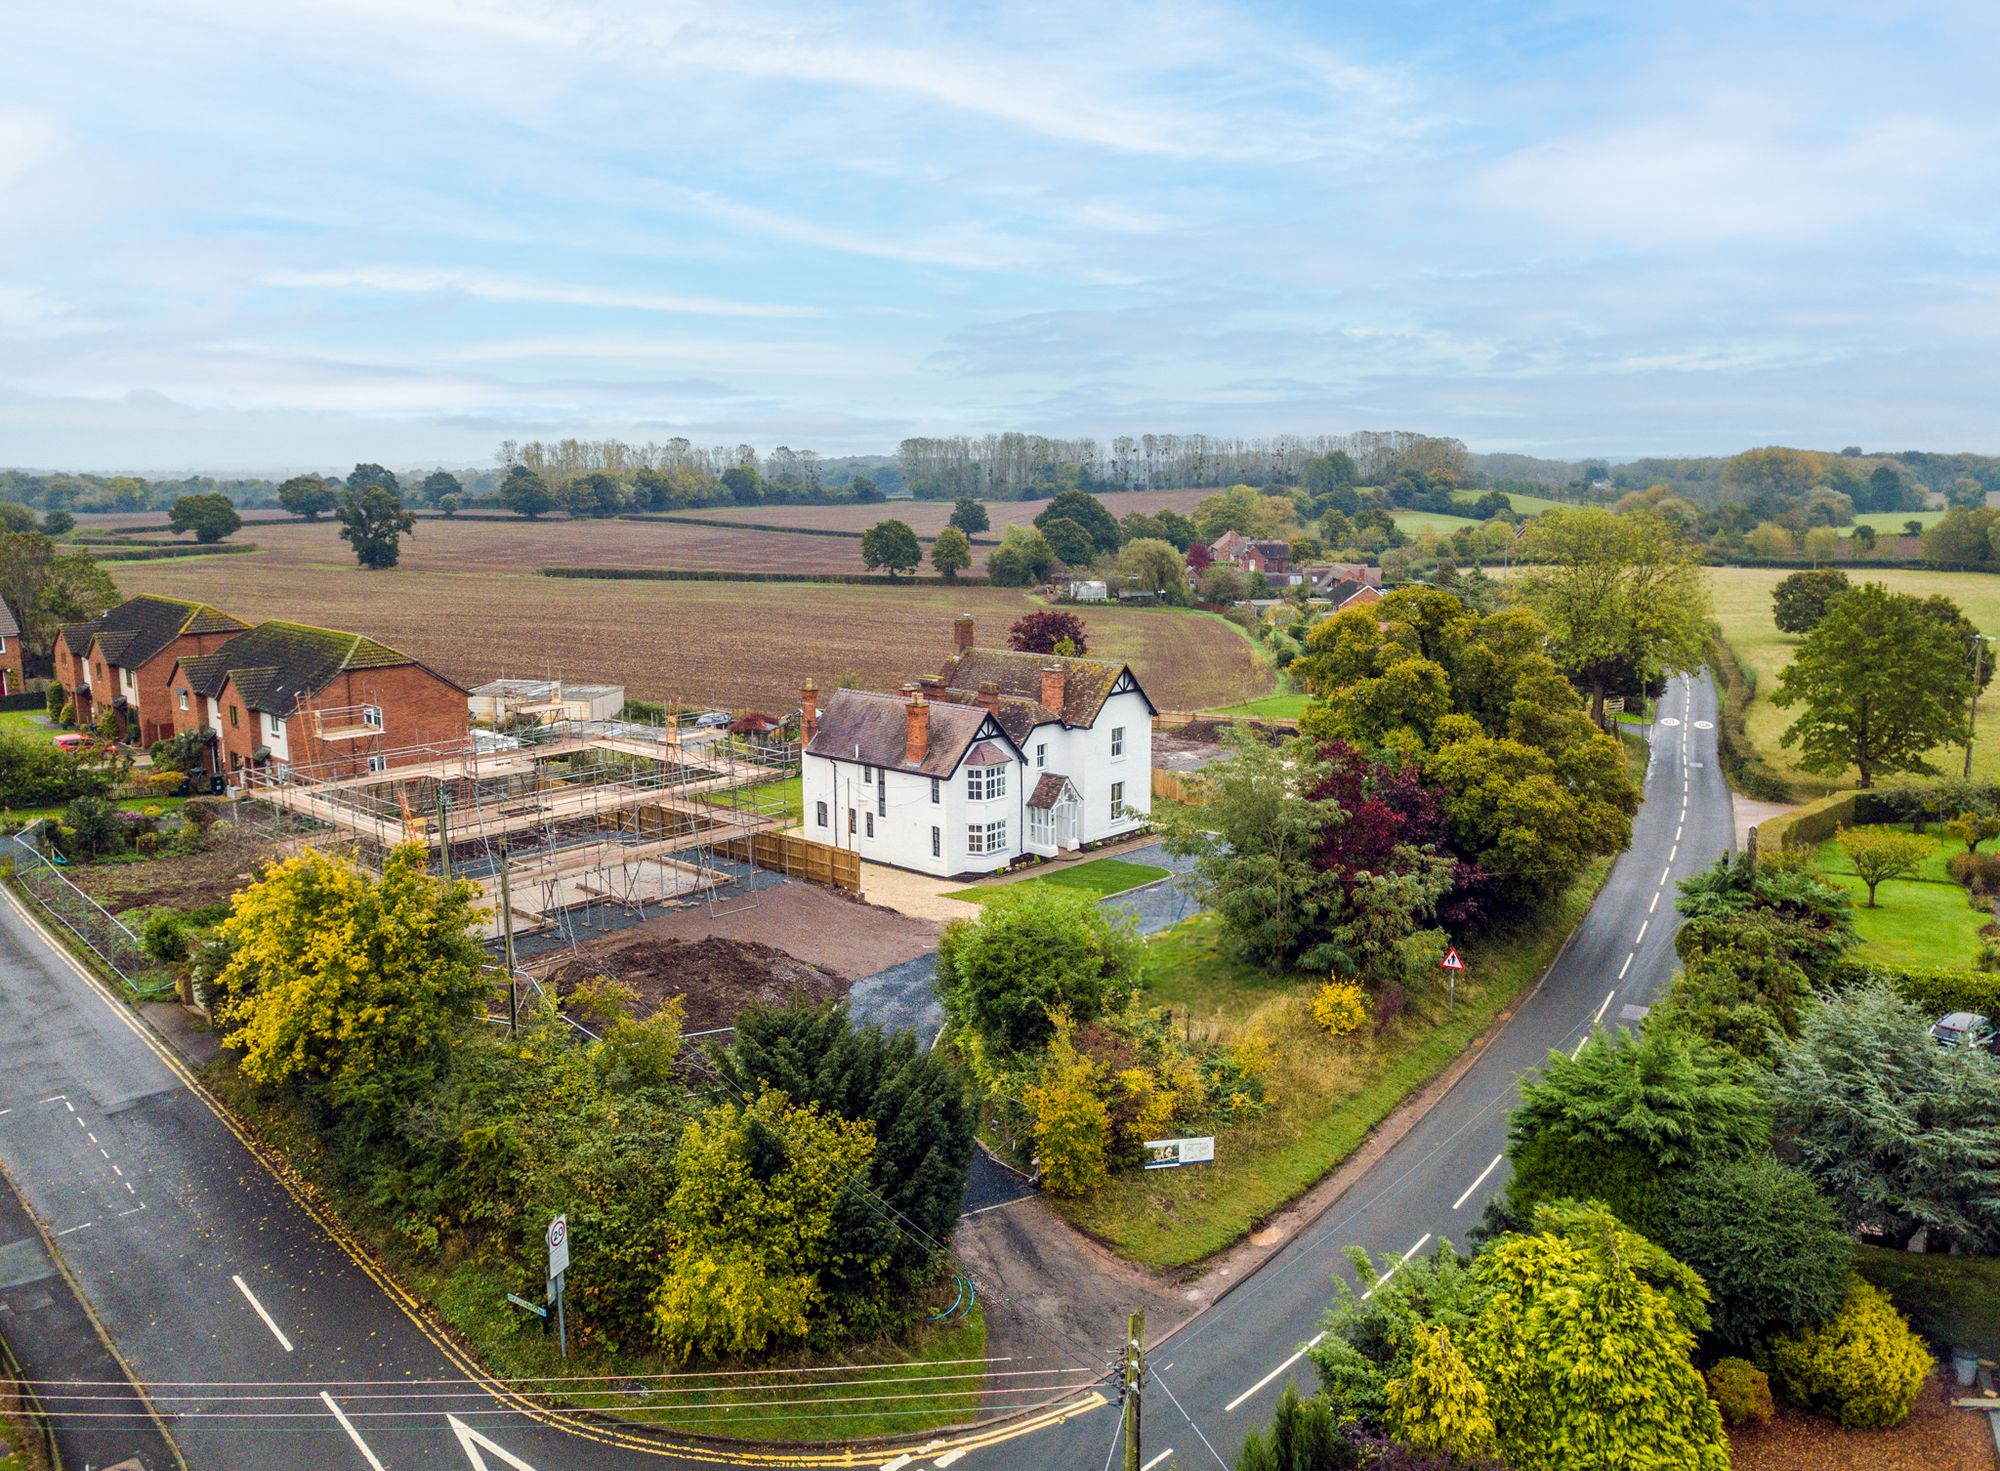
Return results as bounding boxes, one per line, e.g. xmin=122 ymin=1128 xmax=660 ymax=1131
xmin=1811 ymin=828 xmax=1990 ymax=968
xmin=1848 ymin=510 xmax=1944 ymax=534
xmin=1456 ymin=489 xmax=1569 ymax=516
xmin=1391 ymin=509 xmax=1478 ymax=535
xmin=1208 ymin=690 xmax=1307 ymax=719
xmin=1711 ymin=565 xmax=2000 ymax=794
xmin=944 ymin=856 xmax=1169 ymax=903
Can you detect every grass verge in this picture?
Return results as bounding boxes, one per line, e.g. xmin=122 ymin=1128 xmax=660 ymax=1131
xmin=1051 ymin=854 xmax=1614 ymax=1269
xmin=945 ymin=856 xmax=1169 ymax=904
xmin=1854 ymin=1245 xmax=2000 ymax=1357
xmin=1810 ymin=827 xmax=1992 ymax=968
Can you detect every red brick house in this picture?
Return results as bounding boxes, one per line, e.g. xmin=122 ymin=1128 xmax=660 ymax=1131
xmin=56 ymin=595 xmax=249 ymax=744
xmin=0 ymin=598 xmax=22 ymax=696
xmin=169 ymin=620 xmax=470 ymax=785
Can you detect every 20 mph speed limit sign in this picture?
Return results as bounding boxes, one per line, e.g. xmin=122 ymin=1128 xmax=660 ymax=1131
xmin=546 ymin=1214 xmax=569 ymax=1280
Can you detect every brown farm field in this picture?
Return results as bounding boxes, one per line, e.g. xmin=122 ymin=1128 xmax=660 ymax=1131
xmin=111 ymin=540 xmax=1274 ymax=712
xmin=676 ymin=486 xmax=1222 ymax=537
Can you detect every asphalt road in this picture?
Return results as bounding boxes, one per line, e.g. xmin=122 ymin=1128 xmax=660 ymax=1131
xmin=979 ymin=670 xmax=1735 ymax=1471
xmin=0 ymin=672 xmax=1727 ymax=1471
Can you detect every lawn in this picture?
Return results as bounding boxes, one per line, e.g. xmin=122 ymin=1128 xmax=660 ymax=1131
xmin=1052 ymin=854 xmax=1615 ymax=1268
xmin=707 ymin=773 xmax=802 ymax=827
xmin=1710 ymin=565 xmax=2000 ymax=794
xmin=1 ymin=795 xmax=189 ymax=833
xmin=944 ymin=856 xmax=1169 ymax=904
xmin=1855 ymin=1245 xmax=2000 ymax=1357
xmin=1390 ymin=509 xmax=1478 ymax=535
xmin=1850 ymin=510 xmax=1945 ymax=534
xmin=1455 ymin=489 xmax=1570 ymax=517
xmin=0 ymin=710 xmax=53 ymax=738
xmin=1209 ymin=690 xmax=1308 ymax=719
xmin=1811 ymin=826 xmax=1991 ymax=968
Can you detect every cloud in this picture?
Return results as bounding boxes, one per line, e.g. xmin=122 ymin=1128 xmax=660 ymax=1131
xmin=259 ymin=266 xmax=818 ymax=318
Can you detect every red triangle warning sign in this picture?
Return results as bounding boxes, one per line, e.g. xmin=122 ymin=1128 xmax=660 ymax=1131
xmin=1441 ymin=947 xmax=1464 ymax=971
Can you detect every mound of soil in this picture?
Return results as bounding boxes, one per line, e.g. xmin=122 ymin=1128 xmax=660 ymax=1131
xmin=545 ymin=935 xmax=847 ymax=1033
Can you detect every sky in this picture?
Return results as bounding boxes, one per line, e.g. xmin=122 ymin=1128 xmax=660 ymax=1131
xmin=3 ymin=0 xmax=1997 ymax=474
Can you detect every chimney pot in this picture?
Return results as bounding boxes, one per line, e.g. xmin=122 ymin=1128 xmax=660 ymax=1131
xmin=1040 ymin=661 xmax=1067 ymax=715
xmin=905 ymin=684 xmax=929 ymax=766
xmin=953 ymin=613 xmax=976 ymax=651
xmin=800 ymin=678 xmax=819 ymax=744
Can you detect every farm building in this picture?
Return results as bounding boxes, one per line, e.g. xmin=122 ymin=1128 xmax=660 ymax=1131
xmin=0 ymin=597 xmax=21 ymax=695
xmin=56 ymin=594 xmax=250 ymax=746
xmin=469 ymin=677 xmax=626 ymax=726
xmin=800 ymin=613 xmax=1155 ymax=878
xmin=167 ymin=619 xmax=469 ymax=784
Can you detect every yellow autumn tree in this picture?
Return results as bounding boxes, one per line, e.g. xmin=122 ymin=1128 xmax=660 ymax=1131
xmin=1023 ymin=1013 xmax=1110 ymax=1195
xmin=1383 ymin=1322 xmax=1496 ymax=1459
xmin=651 ymin=1088 xmax=875 ymax=1361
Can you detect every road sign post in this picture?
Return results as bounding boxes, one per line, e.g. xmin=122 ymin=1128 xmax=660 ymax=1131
xmin=546 ymin=1214 xmax=570 ymax=1360
xmin=1441 ymin=945 xmax=1465 ymax=1012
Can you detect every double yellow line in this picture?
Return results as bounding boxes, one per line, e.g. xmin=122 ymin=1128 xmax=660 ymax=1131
xmin=3 ymin=887 xmax=1103 ymax=1468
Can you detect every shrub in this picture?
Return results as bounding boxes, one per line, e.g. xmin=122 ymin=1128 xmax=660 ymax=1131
xmin=44 ymin=681 xmax=64 ymax=721
xmin=1705 ymin=1358 xmax=1773 ymax=1427
xmin=142 ymin=909 xmax=190 ymax=963
xmin=1023 ymin=1016 xmax=1110 ymax=1195
xmin=1309 ymin=980 xmax=1369 ymax=1038
xmin=134 ymin=830 xmax=161 ymax=853
xmin=1946 ymin=850 xmax=2000 ymax=896
xmin=1767 ymin=1277 xmax=1931 ymax=1428
xmin=182 ymin=797 xmax=224 ymax=840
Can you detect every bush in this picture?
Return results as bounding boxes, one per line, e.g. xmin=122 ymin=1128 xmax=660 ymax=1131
xmin=1023 ymin=1016 xmax=1110 ymax=1195
xmin=1947 ymin=850 xmax=2000 ymax=897
xmin=1704 ymin=1358 xmax=1773 ymax=1427
xmin=44 ymin=681 xmax=65 ymax=721
xmin=1767 ymin=1277 xmax=1932 ymax=1428
xmin=182 ymin=798 xmax=224 ymax=840
xmin=1309 ymin=980 xmax=1369 ymax=1038
xmin=937 ymin=885 xmax=1141 ymax=1059
xmin=142 ymin=909 xmax=190 ymax=963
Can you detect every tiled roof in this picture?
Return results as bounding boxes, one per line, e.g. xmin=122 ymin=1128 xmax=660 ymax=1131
xmin=0 ymin=597 xmax=18 ymax=640
xmin=175 ymin=619 xmax=444 ymax=713
xmin=936 ymin=647 xmax=1129 ymax=730
xmin=71 ymin=594 xmax=246 ymax=670
xmin=1324 ymin=579 xmax=1378 ymax=608
xmin=965 ymin=740 xmax=1010 ymax=766
xmin=806 ymin=689 xmax=1006 ymax=777
xmin=1027 ymin=773 xmax=1075 ymax=810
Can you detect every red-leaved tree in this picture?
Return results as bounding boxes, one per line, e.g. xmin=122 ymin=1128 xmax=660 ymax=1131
xmin=1307 ymin=740 xmax=1489 ymax=930
xmin=1008 ymin=610 xmax=1090 ymax=656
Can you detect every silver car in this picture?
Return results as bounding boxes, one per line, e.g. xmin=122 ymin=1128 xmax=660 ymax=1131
xmin=1929 ymin=1011 xmax=1998 ymax=1056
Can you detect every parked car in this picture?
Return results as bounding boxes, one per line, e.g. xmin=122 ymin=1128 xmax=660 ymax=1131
xmin=1929 ymin=1011 xmax=1999 ymax=1056
xmin=693 ymin=710 xmax=733 ymax=728
xmin=53 ymin=733 xmax=103 ymax=753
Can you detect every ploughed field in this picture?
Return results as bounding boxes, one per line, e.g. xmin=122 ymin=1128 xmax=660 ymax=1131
xmin=675 ymin=485 xmax=1220 ymax=537
xmin=111 ymin=529 xmax=1274 ymax=712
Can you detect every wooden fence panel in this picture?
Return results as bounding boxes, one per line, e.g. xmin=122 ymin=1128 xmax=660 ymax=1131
xmin=718 ymin=831 xmax=861 ymax=890
xmin=1151 ymin=769 xmax=1197 ymax=804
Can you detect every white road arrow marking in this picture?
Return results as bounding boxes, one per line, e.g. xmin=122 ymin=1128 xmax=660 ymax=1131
xmin=449 ymin=1413 xmax=541 ymax=1470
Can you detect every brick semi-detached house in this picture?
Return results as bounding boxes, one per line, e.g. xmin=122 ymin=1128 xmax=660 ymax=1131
xmin=0 ymin=598 xmax=23 ymax=696
xmin=56 ymin=595 xmax=250 ymax=745
xmin=169 ymin=620 xmax=469 ymax=785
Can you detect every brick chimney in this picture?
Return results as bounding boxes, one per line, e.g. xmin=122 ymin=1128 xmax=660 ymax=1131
xmin=903 ymin=682 xmax=929 ymax=766
xmin=919 ymin=674 xmax=945 ymax=698
xmin=977 ymin=679 xmax=1000 ymax=716
xmin=801 ymin=677 xmax=818 ymax=744
xmin=953 ymin=613 xmax=976 ymax=652
xmin=1040 ymin=662 xmax=1066 ymax=715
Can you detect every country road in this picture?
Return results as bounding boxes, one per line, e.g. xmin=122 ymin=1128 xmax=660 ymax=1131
xmin=0 ymin=671 xmax=1728 ymax=1471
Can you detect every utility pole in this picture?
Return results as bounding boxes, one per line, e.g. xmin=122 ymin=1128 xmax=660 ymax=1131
xmin=1967 ymin=635 xmax=1986 ymax=781
xmin=498 ymin=834 xmax=517 ymax=1036
xmin=1121 ymin=1310 xmax=1145 ymax=1471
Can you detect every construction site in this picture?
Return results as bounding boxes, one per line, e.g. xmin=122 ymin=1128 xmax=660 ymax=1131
xmin=237 ymin=712 xmax=807 ymax=967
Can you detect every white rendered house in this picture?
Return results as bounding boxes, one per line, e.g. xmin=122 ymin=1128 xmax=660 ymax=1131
xmin=800 ymin=615 xmax=1156 ymax=877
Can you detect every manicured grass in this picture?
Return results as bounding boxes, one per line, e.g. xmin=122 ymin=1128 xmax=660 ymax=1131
xmin=705 ymin=772 xmax=801 ymax=826
xmin=1053 ymin=854 xmax=1615 ymax=1268
xmin=1455 ymin=489 xmax=1569 ymax=516
xmin=0 ymin=710 xmax=54 ymax=738
xmin=944 ymin=856 xmax=1170 ymax=904
xmin=1811 ymin=826 xmax=1991 ymax=968
xmin=1854 ymin=1245 xmax=2000 ymax=1357
xmin=1 ymin=795 xmax=189 ymax=832
xmin=1849 ymin=510 xmax=1944 ymax=533
xmin=1209 ymin=690 xmax=1308 ymax=719
xmin=1711 ymin=565 xmax=2000 ymax=794
xmin=1390 ymin=509 xmax=1476 ymax=535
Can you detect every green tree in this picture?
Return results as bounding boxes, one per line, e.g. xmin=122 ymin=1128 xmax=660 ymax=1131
xmin=860 ymin=519 xmax=922 ymax=576
xmin=948 ymin=497 xmax=989 ymax=534
xmin=1037 ymin=515 xmax=1096 ymax=568
xmin=650 ymin=1089 xmax=876 ymax=1361
xmin=216 ymin=846 xmax=489 ymax=1126
xmin=1515 ymin=508 xmax=1711 ymax=723
xmin=1772 ymin=983 xmax=2000 ymax=1252
xmin=0 ymin=532 xmax=117 ymax=661
xmin=1021 ymin=1014 xmax=1110 ymax=1195
xmin=1463 ymin=1202 xmax=1728 ymax=1471
xmin=276 ymin=474 xmax=338 ymax=521
xmin=167 ymin=492 xmax=243 ymax=543
xmin=346 ymin=463 xmax=401 ymax=495
xmin=937 ymin=885 xmax=1141 ymax=1058
xmin=1920 ymin=505 xmax=1997 ymax=566
xmin=1116 ymin=537 xmax=1190 ymax=604
xmin=500 ymin=464 xmax=554 ymax=518
xmin=989 ymin=524 xmax=1056 ymax=585
xmin=1835 ymin=824 xmax=1931 ymax=906
xmin=1773 ymin=582 xmax=1970 ymax=787
xmin=1656 ymin=1156 xmax=1850 ymax=1355
xmin=40 ymin=509 xmax=75 ymax=537
xmin=335 ymin=483 xmax=417 ymax=570
xmin=716 ymin=1003 xmax=973 ymax=1323
xmin=1235 ymin=1385 xmax=1353 ymax=1471
xmin=1771 ymin=567 xmax=1851 ymax=634
xmin=1943 ymin=804 xmax=2000 ymax=854
xmin=0 ymin=503 xmax=34 ymax=533
xmin=1034 ymin=489 xmax=1119 ymax=556
xmin=1505 ymin=1027 xmax=1771 ymax=1235
xmin=1647 ymin=937 xmax=1809 ymax=1068
xmin=1382 ymin=1323 xmax=1496 ymax=1460
xmin=930 ymin=525 xmax=972 ymax=581
xmin=418 ymin=469 xmax=462 ymax=507
xmin=439 ymin=493 xmax=461 ymax=518
xmin=1723 ymin=445 xmax=1824 ymax=501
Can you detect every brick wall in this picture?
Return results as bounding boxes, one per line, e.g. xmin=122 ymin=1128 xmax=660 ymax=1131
xmin=0 ymin=637 xmax=20 ymax=696
xmin=129 ymin=630 xmax=240 ymax=748
xmin=285 ymin=664 xmax=469 ymax=777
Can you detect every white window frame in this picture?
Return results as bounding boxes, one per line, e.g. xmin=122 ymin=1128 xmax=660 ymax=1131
xmin=865 ymin=812 xmax=875 ymax=838
xmin=930 ymin=778 xmax=940 ymax=804
xmin=816 ymin=800 xmax=829 ymax=828
xmin=266 ymin=712 xmax=282 ymax=738
xmin=1111 ymin=780 xmax=1124 ymax=815
xmin=932 ymin=826 xmax=941 ymax=858
xmin=877 ymin=781 xmax=886 ymax=818
xmin=967 ymin=765 xmax=1008 ymax=801
xmin=363 ymin=704 xmax=383 ymax=728
xmin=366 ymin=754 xmax=389 ymax=774
xmin=966 ymin=818 xmax=1008 ymax=855
xmin=1111 ymin=726 xmax=1125 ymax=759
xmin=1036 ymin=742 xmax=1046 ymax=769
xmin=862 ymin=764 xmax=873 ymax=786
xmin=178 ymin=690 xmax=188 ymax=710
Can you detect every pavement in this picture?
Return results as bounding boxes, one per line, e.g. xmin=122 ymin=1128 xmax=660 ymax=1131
xmin=0 ymin=672 xmax=1734 ymax=1471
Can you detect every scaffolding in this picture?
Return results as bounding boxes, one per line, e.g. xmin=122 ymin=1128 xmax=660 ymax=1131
xmin=238 ymin=712 xmax=800 ymax=964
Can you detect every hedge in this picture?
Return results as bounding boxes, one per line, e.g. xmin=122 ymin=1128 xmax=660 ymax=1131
xmin=91 ymin=543 xmax=260 ymax=562
xmin=540 ymin=567 xmax=990 ymax=587
xmin=1707 ymin=634 xmax=1794 ymax=803
xmin=0 ymin=691 xmax=43 ymax=712
xmin=642 ymin=513 xmax=999 ymax=546
xmin=1756 ymin=790 xmax=1860 ymax=852
xmin=1832 ymin=960 xmax=2000 ymax=1019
